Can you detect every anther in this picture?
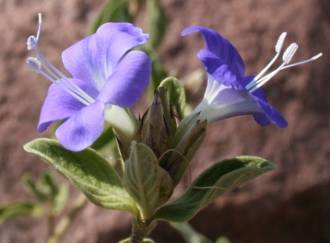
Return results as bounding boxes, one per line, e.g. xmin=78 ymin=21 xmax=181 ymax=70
xmin=275 ymin=32 xmax=287 ymax=53
xmin=26 ymin=57 xmax=42 ymax=72
xmin=248 ymin=32 xmax=288 ymax=88
xmin=26 ymin=36 xmax=38 ymax=50
xmin=282 ymin=43 xmax=298 ymax=64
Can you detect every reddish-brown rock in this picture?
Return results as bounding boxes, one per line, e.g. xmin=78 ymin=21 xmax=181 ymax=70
xmin=0 ymin=0 xmax=329 ymax=242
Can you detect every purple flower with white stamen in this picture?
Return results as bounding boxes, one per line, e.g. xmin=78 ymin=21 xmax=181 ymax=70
xmin=182 ymin=26 xmax=322 ymax=127
xmin=26 ymin=14 xmax=151 ymax=151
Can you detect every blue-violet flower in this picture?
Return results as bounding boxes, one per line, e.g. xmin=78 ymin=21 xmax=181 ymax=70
xmin=182 ymin=26 xmax=322 ymax=127
xmin=26 ymin=14 xmax=151 ymax=151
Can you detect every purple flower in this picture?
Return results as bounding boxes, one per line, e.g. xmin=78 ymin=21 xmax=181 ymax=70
xmin=182 ymin=26 xmax=322 ymax=128
xmin=26 ymin=14 xmax=151 ymax=151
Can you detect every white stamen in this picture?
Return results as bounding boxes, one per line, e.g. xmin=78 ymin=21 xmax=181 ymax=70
xmin=26 ymin=36 xmax=38 ymax=51
xmin=56 ymin=80 xmax=91 ymax=106
xmin=245 ymin=32 xmax=322 ymax=94
xmin=26 ymin=13 xmax=95 ymax=106
xmin=27 ymin=61 xmax=91 ymax=106
xmin=204 ymin=75 xmax=223 ymax=103
xmin=26 ymin=57 xmax=42 ymax=72
xmin=282 ymin=43 xmax=298 ymax=64
xmin=248 ymin=63 xmax=285 ymax=93
xmin=249 ymin=43 xmax=298 ymax=91
xmin=275 ymin=32 xmax=287 ymax=53
xmin=247 ymin=32 xmax=287 ymax=89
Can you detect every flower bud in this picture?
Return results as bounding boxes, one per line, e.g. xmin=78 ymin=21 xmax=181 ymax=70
xmin=160 ymin=113 xmax=207 ymax=185
xmin=139 ymin=89 xmax=174 ymax=157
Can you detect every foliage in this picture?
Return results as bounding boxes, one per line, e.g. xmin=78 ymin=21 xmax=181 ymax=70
xmin=24 ymin=138 xmax=138 ymax=215
xmin=14 ymin=0 xmax=305 ymax=242
xmin=155 ymin=156 xmax=274 ymax=222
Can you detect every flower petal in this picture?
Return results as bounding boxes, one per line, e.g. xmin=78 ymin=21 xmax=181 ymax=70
xmin=37 ymin=82 xmax=85 ymax=132
xmin=253 ymin=113 xmax=271 ymax=126
xmin=198 ymin=49 xmax=240 ymax=88
xmin=55 ymin=101 xmax=105 ymax=151
xmin=61 ymin=35 xmax=99 ymax=88
xmin=96 ymin=22 xmax=149 ymax=65
xmin=198 ymin=98 xmax=261 ymax=122
xmin=197 ymin=76 xmax=262 ymax=122
xmin=211 ymin=86 xmax=254 ymax=107
xmin=182 ymin=26 xmax=245 ymax=77
xmin=197 ymin=49 xmax=224 ymax=73
xmin=97 ymin=50 xmax=151 ymax=107
xmin=255 ymin=97 xmax=288 ymax=128
xmin=62 ymin=23 xmax=149 ymax=90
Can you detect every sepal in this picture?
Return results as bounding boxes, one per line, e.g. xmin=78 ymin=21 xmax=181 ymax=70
xmin=160 ymin=113 xmax=207 ymax=185
xmin=124 ymin=142 xmax=173 ymax=219
xmin=140 ymin=90 xmax=171 ymax=157
xmin=158 ymin=77 xmax=187 ymax=121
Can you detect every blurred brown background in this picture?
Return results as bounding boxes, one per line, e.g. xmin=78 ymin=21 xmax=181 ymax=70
xmin=0 ymin=0 xmax=329 ymax=242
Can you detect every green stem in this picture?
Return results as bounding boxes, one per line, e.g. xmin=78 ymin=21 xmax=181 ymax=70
xmin=130 ymin=219 xmax=156 ymax=243
xmin=47 ymin=194 xmax=87 ymax=243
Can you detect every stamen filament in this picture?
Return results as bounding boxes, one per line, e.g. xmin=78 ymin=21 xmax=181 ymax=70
xmin=56 ymin=80 xmax=91 ymax=106
xmin=251 ymin=32 xmax=287 ymax=84
xmin=35 ymin=51 xmax=95 ymax=103
xmin=248 ymin=63 xmax=286 ymax=93
xmin=248 ymin=52 xmax=323 ymax=93
xmin=26 ymin=58 xmax=91 ymax=105
xmin=248 ymin=44 xmax=296 ymax=91
xmin=26 ymin=13 xmax=95 ymax=106
xmin=205 ymin=75 xmax=222 ymax=103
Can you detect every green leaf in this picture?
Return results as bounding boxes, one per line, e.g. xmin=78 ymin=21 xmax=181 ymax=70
xmin=40 ymin=172 xmax=59 ymax=200
xmin=146 ymin=50 xmax=168 ymax=91
xmin=144 ymin=0 xmax=168 ymax=90
xmin=24 ymin=138 xmax=138 ymax=215
xmin=0 ymin=202 xmax=44 ymax=224
xmin=171 ymin=222 xmax=212 ymax=243
xmin=159 ymin=77 xmax=187 ymax=120
xmin=90 ymin=0 xmax=132 ymax=33
xmin=216 ymin=237 xmax=231 ymax=243
xmin=24 ymin=175 xmax=49 ymax=202
xmin=147 ymin=0 xmax=167 ymax=49
xmin=91 ymin=125 xmax=124 ymax=174
xmin=155 ymin=156 xmax=275 ymax=222
xmin=53 ymin=184 xmax=69 ymax=214
xmin=124 ymin=142 xmax=173 ymax=219
xmin=119 ymin=238 xmax=154 ymax=243
xmin=91 ymin=125 xmax=115 ymax=152
xmin=24 ymin=172 xmax=61 ymax=203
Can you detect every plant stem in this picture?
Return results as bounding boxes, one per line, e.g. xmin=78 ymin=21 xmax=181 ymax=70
xmin=130 ymin=219 xmax=155 ymax=243
xmin=47 ymin=194 xmax=87 ymax=243
xmin=47 ymin=213 xmax=56 ymax=237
